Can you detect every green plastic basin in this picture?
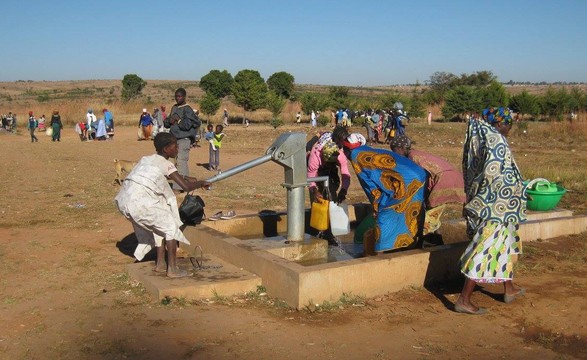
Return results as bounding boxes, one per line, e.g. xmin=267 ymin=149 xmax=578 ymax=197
xmin=526 ymin=185 xmax=566 ymax=211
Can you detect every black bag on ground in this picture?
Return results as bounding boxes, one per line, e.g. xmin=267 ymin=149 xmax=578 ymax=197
xmin=179 ymin=193 xmax=205 ymax=225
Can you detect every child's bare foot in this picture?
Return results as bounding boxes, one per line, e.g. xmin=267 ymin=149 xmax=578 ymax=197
xmin=167 ymin=268 xmax=192 ymax=278
xmin=153 ymin=263 xmax=166 ymax=273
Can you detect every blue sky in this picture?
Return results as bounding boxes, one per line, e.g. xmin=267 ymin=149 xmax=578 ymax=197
xmin=2 ymin=0 xmax=586 ymax=86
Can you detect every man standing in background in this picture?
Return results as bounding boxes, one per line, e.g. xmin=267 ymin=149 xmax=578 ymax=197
xmin=86 ymin=109 xmax=97 ymax=140
xmin=27 ymin=111 xmax=38 ymax=142
xmin=223 ymin=108 xmax=229 ymax=127
xmin=164 ymin=87 xmax=201 ymax=190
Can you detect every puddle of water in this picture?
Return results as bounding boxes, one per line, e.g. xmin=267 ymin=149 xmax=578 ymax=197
xmin=237 ymin=229 xmax=446 ymax=266
xmin=296 ymin=231 xmax=364 ymax=266
xmin=236 ymin=230 xmax=365 ymax=266
xmin=296 ymin=243 xmax=364 ymax=266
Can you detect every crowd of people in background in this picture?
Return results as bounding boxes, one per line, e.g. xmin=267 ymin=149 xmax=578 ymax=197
xmin=301 ymin=105 xmax=411 ymax=146
xmin=1 ymin=112 xmax=18 ymax=133
xmin=0 ymin=87 xmax=207 ymax=150
xmin=5 ymin=101 xmax=415 ymax=147
xmin=2 ymin=110 xmax=65 ymax=142
xmin=2 ymin=106 xmax=120 ymax=143
xmin=76 ymin=108 xmax=115 ymax=142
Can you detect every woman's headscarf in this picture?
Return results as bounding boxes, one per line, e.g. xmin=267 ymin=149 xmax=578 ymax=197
xmin=485 ymin=107 xmax=512 ymax=125
xmin=321 ymin=141 xmax=340 ymax=163
xmin=343 ymin=133 xmax=366 ymax=150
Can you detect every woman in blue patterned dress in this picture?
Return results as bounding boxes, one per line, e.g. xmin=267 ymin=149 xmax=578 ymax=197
xmin=346 ymin=136 xmax=427 ymax=254
xmin=455 ymin=107 xmax=528 ymax=314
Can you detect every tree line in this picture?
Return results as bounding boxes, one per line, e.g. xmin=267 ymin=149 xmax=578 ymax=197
xmin=121 ymin=70 xmax=587 ymax=124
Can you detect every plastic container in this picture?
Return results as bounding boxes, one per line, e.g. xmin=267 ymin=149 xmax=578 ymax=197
xmin=310 ymin=198 xmax=329 ymax=231
xmin=533 ymin=181 xmax=558 ymax=193
xmin=329 ymin=201 xmax=350 ymax=236
xmin=526 ymin=184 xmax=566 ymax=211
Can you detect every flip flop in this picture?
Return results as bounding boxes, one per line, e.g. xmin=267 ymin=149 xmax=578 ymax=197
xmin=454 ymin=303 xmax=488 ymax=315
xmin=504 ymin=288 xmax=526 ymax=304
xmin=166 ymin=269 xmax=193 ymax=278
xmin=220 ymin=210 xmax=236 ymax=220
xmin=208 ymin=211 xmax=223 ymax=221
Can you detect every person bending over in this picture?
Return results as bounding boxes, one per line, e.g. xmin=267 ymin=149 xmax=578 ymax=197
xmin=115 ymin=132 xmax=210 ymax=278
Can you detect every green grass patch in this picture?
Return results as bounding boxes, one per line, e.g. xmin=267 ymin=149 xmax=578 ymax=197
xmin=304 ymin=292 xmax=367 ymax=312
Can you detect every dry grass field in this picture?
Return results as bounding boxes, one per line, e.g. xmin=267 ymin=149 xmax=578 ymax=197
xmin=0 ymin=81 xmax=586 ymax=359
xmin=3 ymin=79 xmax=585 ymax=128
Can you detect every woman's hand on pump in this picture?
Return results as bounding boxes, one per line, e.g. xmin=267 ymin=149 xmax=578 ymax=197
xmin=169 ymin=172 xmax=210 ymax=192
xmin=312 ymin=187 xmax=323 ymax=201
xmin=193 ymin=180 xmax=211 ymax=190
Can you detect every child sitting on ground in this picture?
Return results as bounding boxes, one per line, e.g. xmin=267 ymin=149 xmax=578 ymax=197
xmin=114 ymin=132 xmax=210 ymax=278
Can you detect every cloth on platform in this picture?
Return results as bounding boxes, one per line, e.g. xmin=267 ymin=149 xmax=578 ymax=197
xmin=408 ymin=149 xmax=466 ymax=209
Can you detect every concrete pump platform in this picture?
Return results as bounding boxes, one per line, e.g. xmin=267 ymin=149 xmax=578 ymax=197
xmin=127 ymin=207 xmax=587 ymax=309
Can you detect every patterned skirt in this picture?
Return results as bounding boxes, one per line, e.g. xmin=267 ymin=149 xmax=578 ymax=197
xmin=459 ymin=221 xmax=521 ymax=283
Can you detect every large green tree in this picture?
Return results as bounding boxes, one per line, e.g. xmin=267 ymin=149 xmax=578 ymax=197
xmin=199 ymin=93 xmax=221 ymax=124
xmin=266 ymin=71 xmax=295 ymax=99
xmin=510 ymin=90 xmax=540 ymax=117
xmin=378 ymin=91 xmax=405 ymax=110
xmin=408 ymin=93 xmax=426 ymax=118
xmin=300 ymin=93 xmax=329 ymax=115
xmin=266 ymin=91 xmax=286 ymax=128
xmin=328 ymin=86 xmax=350 ymax=109
xmin=426 ymin=70 xmax=497 ymax=105
xmin=199 ymin=70 xmax=234 ymax=99
xmin=427 ymin=71 xmax=458 ymax=104
xmin=479 ymin=81 xmax=509 ymax=108
xmin=121 ymin=74 xmax=146 ymax=101
xmin=442 ymin=86 xmax=481 ymax=120
xmin=232 ymin=69 xmax=267 ymax=124
xmin=539 ymin=86 xmax=572 ymax=119
xmin=459 ymin=70 xmax=496 ymax=86
xmin=569 ymin=87 xmax=586 ymax=113
xmin=266 ymin=91 xmax=286 ymax=119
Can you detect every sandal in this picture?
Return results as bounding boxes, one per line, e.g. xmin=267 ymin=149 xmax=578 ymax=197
xmin=220 ymin=210 xmax=236 ymax=220
xmin=504 ymin=288 xmax=526 ymax=304
xmin=454 ymin=303 xmax=488 ymax=315
xmin=208 ymin=211 xmax=223 ymax=221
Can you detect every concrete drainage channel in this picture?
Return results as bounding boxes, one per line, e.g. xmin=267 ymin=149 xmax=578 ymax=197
xmin=126 ymin=206 xmax=587 ymax=309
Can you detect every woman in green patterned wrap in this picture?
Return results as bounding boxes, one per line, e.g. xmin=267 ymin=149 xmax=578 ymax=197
xmin=455 ymin=107 xmax=528 ymax=315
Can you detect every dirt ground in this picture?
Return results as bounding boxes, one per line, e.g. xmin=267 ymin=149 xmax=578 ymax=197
xmin=0 ymin=124 xmax=586 ymax=360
